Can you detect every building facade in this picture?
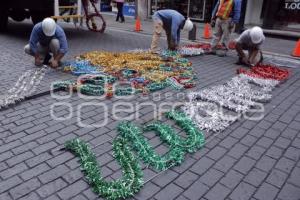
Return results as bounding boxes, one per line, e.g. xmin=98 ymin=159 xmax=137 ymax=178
xmin=147 ymin=0 xmax=215 ymax=21
xmin=243 ymin=0 xmax=300 ymax=33
xmin=103 ymin=0 xmax=300 ymax=34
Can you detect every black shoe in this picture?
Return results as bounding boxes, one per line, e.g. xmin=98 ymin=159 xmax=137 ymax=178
xmin=235 ymin=61 xmax=243 ymax=65
xmin=235 ymin=58 xmax=244 ymax=65
xmin=207 ymin=50 xmax=216 ymax=55
xmin=43 ymin=54 xmax=52 ymax=65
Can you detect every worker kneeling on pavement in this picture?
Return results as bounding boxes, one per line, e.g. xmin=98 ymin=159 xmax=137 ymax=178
xmin=150 ymin=9 xmax=193 ymax=53
xmin=235 ymin=26 xmax=265 ymax=66
xmin=24 ymin=18 xmax=68 ymax=68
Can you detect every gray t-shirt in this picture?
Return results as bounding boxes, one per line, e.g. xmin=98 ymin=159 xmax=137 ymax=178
xmin=236 ymin=29 xmax=265 ymax=50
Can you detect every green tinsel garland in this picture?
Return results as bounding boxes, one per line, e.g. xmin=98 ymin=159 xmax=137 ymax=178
xmin=65 ymin=111 xmax=205 ymax=200
xmin=146 ymin=82 xmax=169 ymax=92
xmin=118 ymin=122 xmax=185 ymax=170
xmin=83 ymin=75 xmax=117 ymax=85
xmin=79 ymin=84 xmax=105 ymax=96
xmin=53 ymin=80 xmax=75 ymax=90
xmin=165 ymin=110 xmax=205 ymax=150
xmin=115 ymin=87 xmax=135 ymax=96
xmin=65 ymin=138 xmax=143 ymax=200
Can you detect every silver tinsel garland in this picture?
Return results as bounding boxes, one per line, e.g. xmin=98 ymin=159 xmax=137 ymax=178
xmin=238 ymin=74 xmax=279 ymax=92
xmin=0 ymin=66 xmax=47 ymax=109
xmin=127 ymin=49 xmax=150 ymax=53
xmin=229 ymin=76 xmax=273 ymax=103
xmin=178 ymin=47 xmax=204 ymax=56
xmin=181 ymin=101 xmax=238 ymax=132
xmin=128 ymin=48 xmax=204 ymax=56
xmin=183 ymin=73 xmax=277 ymax=132
xmin=189 ymin=75 xmax=272 ymax=113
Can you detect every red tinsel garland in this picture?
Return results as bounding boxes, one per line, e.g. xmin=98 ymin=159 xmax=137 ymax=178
xmin=173 ymin=77 xmax=196 ymax=89
xmin=237 ymin=64 xmax=290 ymax=81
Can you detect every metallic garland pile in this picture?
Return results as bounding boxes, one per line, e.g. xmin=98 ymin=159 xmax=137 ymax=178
xmin=128 ymin=47 xmax=204 ymax=57
xmin=56 ymin=50 xmax=196 ymax=97
xmin=179 ymin=45 xmax=205 ymax=56
xmin=80 ymin=51 xmax=164 ymax=73
xmin=0 ymin=66 xmax=47 ymax=109
xmin=237 ymin=64 xmax=290 ymax=81
xmin=190 ymin=76 xmax=272 ymax=113
xmin=184 ymin=64 xmax=290 ymax=132
xmin=181 ymin=100 xmax=238 ymax=132
xmin=65 ymin=111 xmax=205 ymax=200
xmin=63 ymin=60 xmax=100 ymax=75
xmin=183 ymin=43 xmax=212 ymax=51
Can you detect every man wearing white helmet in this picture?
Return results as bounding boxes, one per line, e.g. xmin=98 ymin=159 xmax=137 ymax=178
xmin=24 ymin=18 xmax=68 ymax=68
xmin=150 ymin=9 xmax=193 ymax=53
xmin=235 ymin=26 xmax=265 ymax=66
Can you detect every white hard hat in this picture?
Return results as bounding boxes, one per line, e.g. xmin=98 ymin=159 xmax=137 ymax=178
xmin=42 ymin=18 xmax=56 ymax=36
xmin=183 ymin=18 xmax=193 ymax=32
xmin=250 ymin=26 xmax=264 ymax=44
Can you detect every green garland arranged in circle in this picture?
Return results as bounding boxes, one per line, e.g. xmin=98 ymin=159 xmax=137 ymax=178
xmin=65 ymin=111 xmax=205 ymax=200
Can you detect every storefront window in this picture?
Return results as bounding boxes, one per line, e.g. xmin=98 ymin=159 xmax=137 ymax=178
xmin=262 ymin=0 xmax=300 ymax=32
xmin=188 ymin=0 xmax=206 ymax=20
xmin=150 ymin=0 xmax=213 ymax=21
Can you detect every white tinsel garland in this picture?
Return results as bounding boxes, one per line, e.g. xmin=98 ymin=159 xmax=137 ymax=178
xmin=238 ymin=74 xmax=280 ymax=92
xmin=189 ymin=75 xmax=272 ymax=113
xmin=178 ymin=47 xmax=204 ymax=56
xmin=0 ymin=66 xmax=47 ymax=109
xmin=127 ymin=49 xmax=150 ymax=53
xmin=181 ymin=101 xmax=238 ymax=132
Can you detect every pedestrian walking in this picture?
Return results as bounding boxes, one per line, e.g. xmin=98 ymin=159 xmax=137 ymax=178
xmin=150 ymin=9 xmax=193 ymax=53
xmin=210 ymin=0 xmax=242 ymax=54
xmin=235 ymin=26 xmax=265 ymax=66
xmin=115 ymin=0 xmax=125 ymax=23
xmin=24 ymin=18 xmax=68 ymax=68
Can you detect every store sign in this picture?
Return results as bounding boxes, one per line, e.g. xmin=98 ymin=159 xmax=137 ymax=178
xmin=124 ymin=5 xmax=135 ymax=17
xmin=285 ymin=0 xmax=300 ymax=10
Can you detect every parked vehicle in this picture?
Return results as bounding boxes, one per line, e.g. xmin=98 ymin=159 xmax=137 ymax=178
xmin=0 ymin=0 xmax=72 ymax=31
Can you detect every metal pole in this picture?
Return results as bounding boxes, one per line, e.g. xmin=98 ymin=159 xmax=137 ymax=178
xmin=155 ymin=0 xmax=158 ymax=12
xmin=54 ymin=0 xmax=59 ymax=17
xmin=187 ymin=0 xmax=190 ymax=17
xmin=135 ymin=0 xmax=138 ymax=19
xmin=202 ymin=0 xmax=206 ymax=21
xmin=236 ymin=0 xmax=248 ymax=33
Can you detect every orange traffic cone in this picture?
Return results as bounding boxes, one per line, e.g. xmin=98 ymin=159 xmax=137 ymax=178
xmin=292 ymin=39 xmax=300 ymax=57
xmin=135 ymin=16 xmax=142 ymax=32
xmin=203 ymin=23 xmax=212 ymax=39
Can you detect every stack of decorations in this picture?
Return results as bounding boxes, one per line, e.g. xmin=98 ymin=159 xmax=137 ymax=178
xmin=65 ymin=111 xmax=205 ymax=200
xmin=0 ymin=66 xmax=47 ymax=110
xmin=63 ymin=64 xmax=290 ymax=199
xmin=182 ymin=64 xmax=290 ymax=132
xmin=55 ymin=51 xmax=197 ymax=97
xmin=63 ymin=60 xmax=100 ymax=76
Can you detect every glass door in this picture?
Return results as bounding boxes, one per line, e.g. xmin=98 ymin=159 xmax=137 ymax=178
xmin=188 ymin=0 xmax=206 ymax=20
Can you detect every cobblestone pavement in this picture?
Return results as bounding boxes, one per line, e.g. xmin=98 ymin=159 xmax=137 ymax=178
xmin=0 ymin=19 xmax=300 ymax=200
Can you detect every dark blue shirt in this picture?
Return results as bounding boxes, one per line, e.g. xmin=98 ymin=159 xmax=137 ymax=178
xmin=29 ymin=22 xmax=68 ymax=54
